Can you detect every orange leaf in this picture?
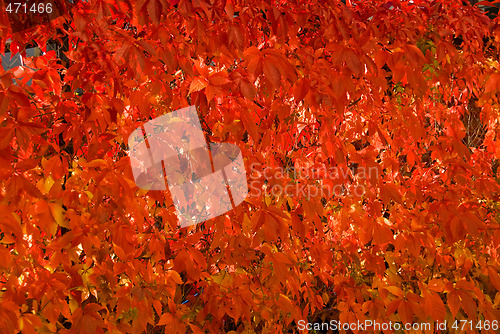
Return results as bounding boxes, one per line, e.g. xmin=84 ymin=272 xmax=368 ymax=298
xmin=372 ymin=218 xmax=393 ymax=244
xmin=157 ymin=313 xmax=173 ymax=326
xmin=488 ymin=266 xmax=500 ymax=291
xmin=398 ymin=300 xmax=413 ymax=324
xmin=424 ymin=290 xmax=446 ymax=321
xmin=485 ymin=73 xmax=500 ymax=93
xmin=380 ymin=183 xmax=403 ymax=205
xmin=457 ymin=290 xmax=476 ymax=318
xmin=447 ymin=290 xmax=460 ymax=318
xmin=188 ymin=77 xmax=208 ymax=95
xmin=153 ymin=300 xmax=162 ymax=316
xmin=428 ymin=279 xmax=445 ymax=292
xmin=168 ymin=270 xmax=183 ymax=284
xmin=387 ymin=299 xmax=401 ymax=316
xmin=385 ymin=286 xmax=404 ymax=298
xmin=113 ymin=243 xmax=127 ymax=260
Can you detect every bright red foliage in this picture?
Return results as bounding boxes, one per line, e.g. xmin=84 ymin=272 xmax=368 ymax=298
xmin=0 ymin=0 xmax=500 ymax=333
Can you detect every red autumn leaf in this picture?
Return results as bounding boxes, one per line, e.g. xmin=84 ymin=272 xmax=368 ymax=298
xmin=189 ymin=77 xmax=209 ymax=95
xmin=240 ymin=79 xmax=256 ymax=100
xmin=292 ymin=77 xmax=311 ymax=102
xmin=262 ymin=60 xmax=281 ymax=89
xmin=209 ymin=72 xmax=230 ymax=86
xmin=147 ymin=0 xmax=162 ymax=24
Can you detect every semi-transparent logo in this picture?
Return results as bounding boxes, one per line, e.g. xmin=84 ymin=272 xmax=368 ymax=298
xmin=127 ymin=106 xmax=248 ymax=227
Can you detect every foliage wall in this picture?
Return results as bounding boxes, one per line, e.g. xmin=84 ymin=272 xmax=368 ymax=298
xmin=0 ymin=0 xmax=500 ymax=333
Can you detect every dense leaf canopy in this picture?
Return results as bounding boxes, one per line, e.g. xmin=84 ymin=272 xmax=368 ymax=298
xmin=0 ymin=0 xmax=500 ymax=333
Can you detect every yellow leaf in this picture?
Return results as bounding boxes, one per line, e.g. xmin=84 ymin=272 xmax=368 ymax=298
xmin=86 ymin=159 xmax=108 ymax=168
xmin=0 ymin=234 xmax=15 ymax=244
xmin=212 ymin=272 xmax=224 ymax=284
xmin=49 ymin=202 xmax=67 ymax=228
xmin=69 ymin=297 xmax=79 ymax=313
xmin=322 ymin=292 xmax=330 ymax=304
xmin=385 ymin=286 xmax=404 ymax=298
